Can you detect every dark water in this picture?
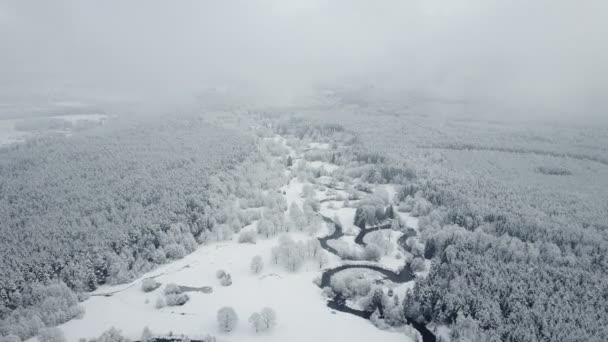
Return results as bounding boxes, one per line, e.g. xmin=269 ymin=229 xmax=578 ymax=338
xmin=317 ymin=213 xmax=436 ymax=342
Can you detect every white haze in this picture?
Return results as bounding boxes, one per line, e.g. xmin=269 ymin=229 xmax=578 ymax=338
xmin=1 ymin=0 xmax=606 ymax=120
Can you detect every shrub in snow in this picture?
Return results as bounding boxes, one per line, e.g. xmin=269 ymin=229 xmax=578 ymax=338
xmin=38 ymin=328 xmax=66 ymax=342
xmin=395 ymin=253 xmax=402 ymax=259
xmin=238 ymin=230 xmax=257 ymax=244
xmin=141 ymin=278 xmax=161 ymax=292
xmin=217 ymin=307 xmax=238 ymax=332
xmin=164 ymin=283 xmax=182 ymax=295
xmin=92 ymin=327 xmax=129 ymax=342
xmin=165 ymin=243 xmax=186 ymax=259
xmin=165 ymin=293 xmax=190 ymax=306
xmin=411 ymin=196 xmax=432 ymax=217
xmin=411 ymin=257 xmax=426 ymax=272
xmin=220 ymin=273 xmax=232 ymax=286
xmin=257 ymin=218 xmax=278 ymax=238
xmin=384 ymin=301 xmax=405 ymax=327
xmin=304 ymin=197 xmax=321 ymax=212
xmin=250 ymin=255 xmax=264 ymax=274
xmin=330 ymin=273 xmax=372 ymax=299
xmin=362 ymin=288 xmax=387 ymax=313
xmin=155 ymin=296 xmax=166 ymax=309
xmin=363 ymin=244 xmax=382 ymax=262
xmin=216 ymin=270 xmax=226 ymax=279
xmin=140 ymin=327 xmax=153 ymax=342
xmin=370 ymin=309 xmax=389 ymax=329
xmin=201 ymin=335 xmax=217 ymax=342
xmin=332 ymin=240 xmax=362 ymax=260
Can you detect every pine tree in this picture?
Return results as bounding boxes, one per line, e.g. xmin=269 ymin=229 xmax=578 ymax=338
xmin=354 ymin=207 xmax=366 ymax=229
xmin=386 ymin=205 xmax=395 ymax=219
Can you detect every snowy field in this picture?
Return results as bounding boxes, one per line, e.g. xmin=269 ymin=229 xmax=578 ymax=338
xmin=45 ymin=232 xmax=409 ymax=342
xmin=31 ymin=137 xmax=417 ymax=342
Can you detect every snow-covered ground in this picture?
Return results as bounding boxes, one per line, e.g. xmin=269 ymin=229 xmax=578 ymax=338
xmin=47 ymin=231 xmax=410 ymax=342
xmin=35 ymin=136 xmax=417 ymax=342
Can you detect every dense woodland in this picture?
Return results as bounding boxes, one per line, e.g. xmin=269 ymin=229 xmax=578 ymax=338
xmin=0 ymin=118 xmax=267 ymax=340
xmin=1 ymin=110 xmax=606 ymax=341
xmin=271 ymin=113 xmax=608 ymax=342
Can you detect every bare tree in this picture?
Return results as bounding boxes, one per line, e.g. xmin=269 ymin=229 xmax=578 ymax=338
xmin=260 ymin=307 xmax=277 ymax=329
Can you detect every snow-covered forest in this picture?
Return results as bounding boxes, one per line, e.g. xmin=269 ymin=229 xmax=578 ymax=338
xmin=1 ymin=1 xmax=607 ymax=342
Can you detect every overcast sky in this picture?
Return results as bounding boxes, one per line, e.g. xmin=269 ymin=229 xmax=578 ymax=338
xmin=1 ymin=0 xmax=606 ymax=119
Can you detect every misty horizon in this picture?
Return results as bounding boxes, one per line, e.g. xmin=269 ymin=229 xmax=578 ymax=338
xmin=1 ymin=0 xmax=607 ymax=122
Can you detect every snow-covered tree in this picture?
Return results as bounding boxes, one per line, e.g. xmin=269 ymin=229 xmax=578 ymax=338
xmin=220 ymin=273 xmax=233 ymax=286
xmin=165 ymin=293 xmax=190 ymax=306
xmin=141 ymin=278 xmax=161 ymax=292
xmin=164 ymin=283 xmax=182 ymax=295
xmin=385 ymin=205 xmax=395 ymax=219
xmin=248 ymin=312 xmax=264 ymax=332
xmin=305 ymin=238 xmax=321 ymax=257
xmin=250 ymin=255 xmax=264 ymax=274
xmin=370 ymin=308 xmax=389 ymax=329
xmin=260 ymin=307 xmax=277 ymax=329
xmin=140 ymin=327 xmax=152 ymax=342
xmin=354 ymin=207 xmax=366 ymax=229
xmin=238 ymin=230 xmax=257 ymax=244
xmin=257 ymin=218 xmax=277 ymax=238
xmin=367 ymin=231 xmax=394 ymax=255
xmin=363 ymin=244 xmax=382 ymax=261
xmin=94 ymin=327 xmax=130 ymax=342
xmin=411 ymin=257 xmax=425 ymax=272
xmin=316 ymin=250 xmax=330 ymax=269
xmin=289 ymin=203 xmax=307 ymax=230
xmin=217 ymin=307 xmax=238 ymax=332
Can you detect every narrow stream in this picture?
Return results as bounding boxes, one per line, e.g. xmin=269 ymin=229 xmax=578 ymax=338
xmin=316 ymin=213 xmax=436 ymax=342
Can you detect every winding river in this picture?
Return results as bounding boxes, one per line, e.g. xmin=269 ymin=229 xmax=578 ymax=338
xmin=316 ymin=213 xmax=436 ymax=342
